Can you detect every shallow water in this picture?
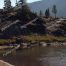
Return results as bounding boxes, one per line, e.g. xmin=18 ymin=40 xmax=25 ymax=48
xmin=0 ymin=46 xmax=66 ymax=66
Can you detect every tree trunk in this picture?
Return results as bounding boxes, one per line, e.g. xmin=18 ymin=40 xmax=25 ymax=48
xmin=55 ymin=14 xmax=56 ymax=19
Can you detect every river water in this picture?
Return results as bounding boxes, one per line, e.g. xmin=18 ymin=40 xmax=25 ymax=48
xmin=0 ymin=46 xmax=66 ymax=66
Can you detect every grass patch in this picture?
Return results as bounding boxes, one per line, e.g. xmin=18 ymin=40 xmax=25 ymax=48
xmin=0 ymin=39 xmax=16 ymax=44
xmin=23 ymin=34 xmax=66 ymax=42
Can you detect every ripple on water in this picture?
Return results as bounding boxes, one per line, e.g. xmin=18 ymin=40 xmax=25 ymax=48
xmin=39 ymin=47 xmax=66 ymax=66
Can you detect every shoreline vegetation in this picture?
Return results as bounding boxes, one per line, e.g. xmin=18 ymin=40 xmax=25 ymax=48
xmin=0 ymin=34 xmax=66 ymax=45
xmin=0 ymin=39 xmax=16 ymax=45
xmin=0 ymin=35 xmax=66 ymax=49
xmin=23 ymin=34 xmax=66 ymax=42
xmin=0 ymin=35 xmax=66 ymax=64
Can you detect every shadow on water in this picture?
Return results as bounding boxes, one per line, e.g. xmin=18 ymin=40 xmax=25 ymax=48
xmin=0 ymin=46 xmax=66 ymax=66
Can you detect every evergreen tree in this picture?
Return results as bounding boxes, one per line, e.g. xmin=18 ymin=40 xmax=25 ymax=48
xmin=17 ymin=4 xmax=31 ymax=21
xmin=16 ymin=0 xmax=18 ymax=6
xmin=39 ymin=10 xmax=43 ymax=17
xmin=17 ymin=0 xmax=26 ymax=8
xmin=52 ymin=5 xmax=57 ymax=18
xmin=4 ymin=0 xmax=12 ymax=10
xmin=35 ymin=12 xmax=37 ymax=16
xmin=45 ymin=8 xmax=50 ymax=18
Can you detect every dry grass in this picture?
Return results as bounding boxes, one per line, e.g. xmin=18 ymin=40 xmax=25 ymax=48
xmin=23 ymin=34 xmax=66 ymax=42
xmin=0 ymin=39 xmax=16 ymax=44
xmin=0 ymin=34 xmax=65 ymax=44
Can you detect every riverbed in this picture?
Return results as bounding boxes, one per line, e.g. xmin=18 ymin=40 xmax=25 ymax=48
xmin=0 ymin=46 xmax=66 ymax=66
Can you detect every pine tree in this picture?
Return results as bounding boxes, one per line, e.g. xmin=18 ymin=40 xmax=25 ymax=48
xmin=52 ymin=5 xmax=57 ymax=18
xmin=39 ymin=10 xmax=43 ymax=17
xmin=17 ymin=2 xmax=31 ymax=21
xmin=4 ymin=0 xmax=12 ymax=10
xmin=45 ymin=8 xmax=50 ymax=18
xmin=16 ymin=0 xmax=18 ymax=6
xmin=18 ymin=0 xmax=26 ymax=8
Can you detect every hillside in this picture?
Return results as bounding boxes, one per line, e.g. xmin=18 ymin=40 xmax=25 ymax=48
xmin=28 ymin=0 xmax=66 ymax=17
xmin=45 ymin=18 xmax=66 ymax=36
xmin=0 ymin=3 xmax=66 ymax=39
xmin=0 ymin=7 xmax=46 ymax=38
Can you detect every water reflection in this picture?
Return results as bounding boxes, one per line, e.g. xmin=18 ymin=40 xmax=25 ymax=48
xmin=1 ymin=46 xmax=66 ymax=66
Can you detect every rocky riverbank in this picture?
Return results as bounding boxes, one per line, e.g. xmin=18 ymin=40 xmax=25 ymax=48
xmin=20 ymin=41 xmax=66 ymax=49
xmin=39 ymin=41 xmax=66 ymax=47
